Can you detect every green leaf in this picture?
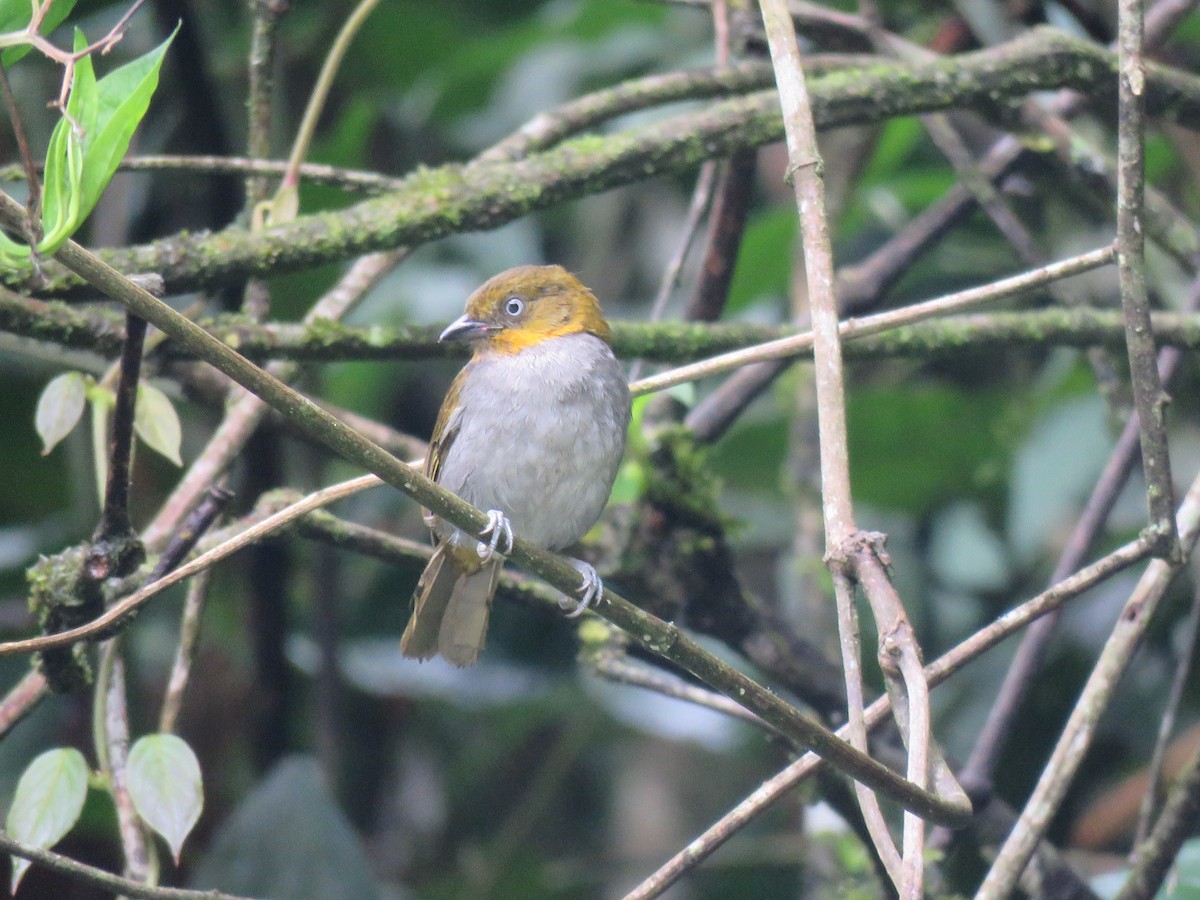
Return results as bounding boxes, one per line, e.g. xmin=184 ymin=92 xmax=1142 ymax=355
xmin=258 ymin=182 xmax=299 ymax=229
xmin=0 ymin=0 xmax=79 ymax=67
xmin=35 ymin=372 xmax=87 ymax=455
xmin=40 ymin=30 xmax=93 ymax=251
xmin=0 ymin=0 xmax=33 ymax=31
xmin=70 ymin=28 xmax=176 ymax=237
xmin=36 ymin=26 xmax=176 ymax=255
xmin=37 ymin=115 xmax=74 ymax=253
xmin=134 ymin=382 xmax=183 ymax=466
xmin=5 ymin=747 xmax=89 ymax=891
xmin=127 ymin=734 xmax=203 ymax=863
xmin=0 ymin=232 xmax=33 ymax=270
xmin=65 ymin=29 xmax=99 ymax=133
xmin=89 ymin=390 xmax=109 ymax=506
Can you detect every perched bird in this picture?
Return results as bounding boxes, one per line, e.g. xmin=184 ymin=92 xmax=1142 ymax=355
xmin=401 ymin=265 xmax=631 ymax=666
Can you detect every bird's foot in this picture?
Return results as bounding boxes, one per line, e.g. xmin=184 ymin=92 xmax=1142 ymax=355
xmin=476 ymin=510 xmax=514 ymax=561
xmin=559 ymin=559 xmax=603 ymax=618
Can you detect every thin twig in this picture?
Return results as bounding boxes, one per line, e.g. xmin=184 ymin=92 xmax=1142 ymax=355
xmin=265 ymin=0 xmax=381 ymax=223
xmin=0 ymin=828 xmax=248 ymax=900
xmin=0 ymin=62 xmax=42 ymax=251
xmin=851 ymin=539 xmax=942 ymax=896
xmin=0 ymin=155 xmax=410 ymax=192
xmin=589 ymin=650 xmax=768 ymax=728
xmin=3 ymin=0 xmax=148 ymax=109
xmin=101 ymin=645 xmax=153 ymax=882
xmin=832 ymin=567 xmax=902 ymax=884
xmin=1134 ymin=575 xmax=1200 ymax=844
xmin=976 ymin=478 xmax=1200 ymax=898
xmin=158 ymin=567 xmax=213 ymax=735
xmin=1117 ymin=742 xmax=1200 ymax=900
xmin=627 ymin=162 xmax=718 ymax=382
xmin=156 ymin=486 xmax=234 ymax=733
xmin=0 ymin=670 xmax=49 ymax=739
xmin=634 ymin=244 xmax=1115 ymax=394
xmin=622 ymin=533 xmax=1153 ymax=900
xmin=0 ymin=475 xmax=385 ymax=655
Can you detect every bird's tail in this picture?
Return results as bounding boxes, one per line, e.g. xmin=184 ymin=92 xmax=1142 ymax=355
xmin=401 ymin=544 xmax=502 ymax=667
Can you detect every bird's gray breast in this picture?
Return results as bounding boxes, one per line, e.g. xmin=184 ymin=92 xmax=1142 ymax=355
xmin=435 ymin=332 xmax=631 ymax=550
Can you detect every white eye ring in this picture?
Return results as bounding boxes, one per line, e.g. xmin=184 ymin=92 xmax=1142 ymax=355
xmin=504 ymin=297 xmax=524 ymax=317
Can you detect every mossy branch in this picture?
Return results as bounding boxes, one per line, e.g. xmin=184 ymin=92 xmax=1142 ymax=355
xmin=8 ymin=288 xmax=1200 ymax=366
xmin=7 ymin=28 xmax=1199 ymax=296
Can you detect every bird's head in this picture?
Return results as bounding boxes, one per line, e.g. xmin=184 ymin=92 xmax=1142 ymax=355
xmin=440 ymin=265 xmax=611 ymax=355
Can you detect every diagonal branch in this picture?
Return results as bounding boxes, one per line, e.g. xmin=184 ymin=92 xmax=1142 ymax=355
xmin=0 ymin=193 xmax=972 ymax=829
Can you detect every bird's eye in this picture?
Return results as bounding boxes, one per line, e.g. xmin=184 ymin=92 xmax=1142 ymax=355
xmin=503 ymin=297 xmax=524 ymax=317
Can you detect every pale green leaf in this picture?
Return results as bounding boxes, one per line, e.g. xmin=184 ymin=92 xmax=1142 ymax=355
xmin=38 ymin=114 xmax=75 ymax=251
xmin=261 ymin=183 xmax=299 ymax=228
xmin=37 ymin=31 xmax=94 ymax=254
xmin=36 ymin=27 xmax=176 ymax=255
xmin=66 ymin=29 xmax=176 ymax=251
xmin=35 ymin=372 xmax=87 ymax=455
xmin=0 ymin=232 xmax=33 ymax=270
xmin=6 ymin=748 xmax=89 ymax=891
xmin=0 ymin=0 xmax=31 ymax=30
xmin=127 ymin=734 xmax=203 ymax=862
xmin=134 ymin=382 xmax=183 ymax=466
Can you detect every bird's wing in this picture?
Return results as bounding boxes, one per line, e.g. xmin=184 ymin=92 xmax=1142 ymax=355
xmin=422 ymin=367 xmax=469 ymax=535
xmin=426 ymin=372 xmax=469 ymax=482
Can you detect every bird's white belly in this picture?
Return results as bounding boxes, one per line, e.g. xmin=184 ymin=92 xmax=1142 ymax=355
xmin=434 ymin=333 xmax=629 ymax=550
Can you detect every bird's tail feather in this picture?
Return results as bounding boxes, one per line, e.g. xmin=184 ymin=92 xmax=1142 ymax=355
xmin=401 ymin=545 xmax=501 ymax=667
xmin=439 ymin=558 xmax=501 ymax=666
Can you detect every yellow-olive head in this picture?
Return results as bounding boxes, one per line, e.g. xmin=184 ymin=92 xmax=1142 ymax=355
xmin=439 ymin=265 xmax=611 ymax=355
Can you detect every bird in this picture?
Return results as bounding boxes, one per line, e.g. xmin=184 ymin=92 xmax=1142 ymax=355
xmin=400 ymin=265 xmax=632 ymax=667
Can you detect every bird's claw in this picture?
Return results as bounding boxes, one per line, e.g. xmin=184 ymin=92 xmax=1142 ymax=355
xmin=559 ymin=559 xmax=602 ymax=618
xmin=476 ymin=510 xmax=514 ymax=561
